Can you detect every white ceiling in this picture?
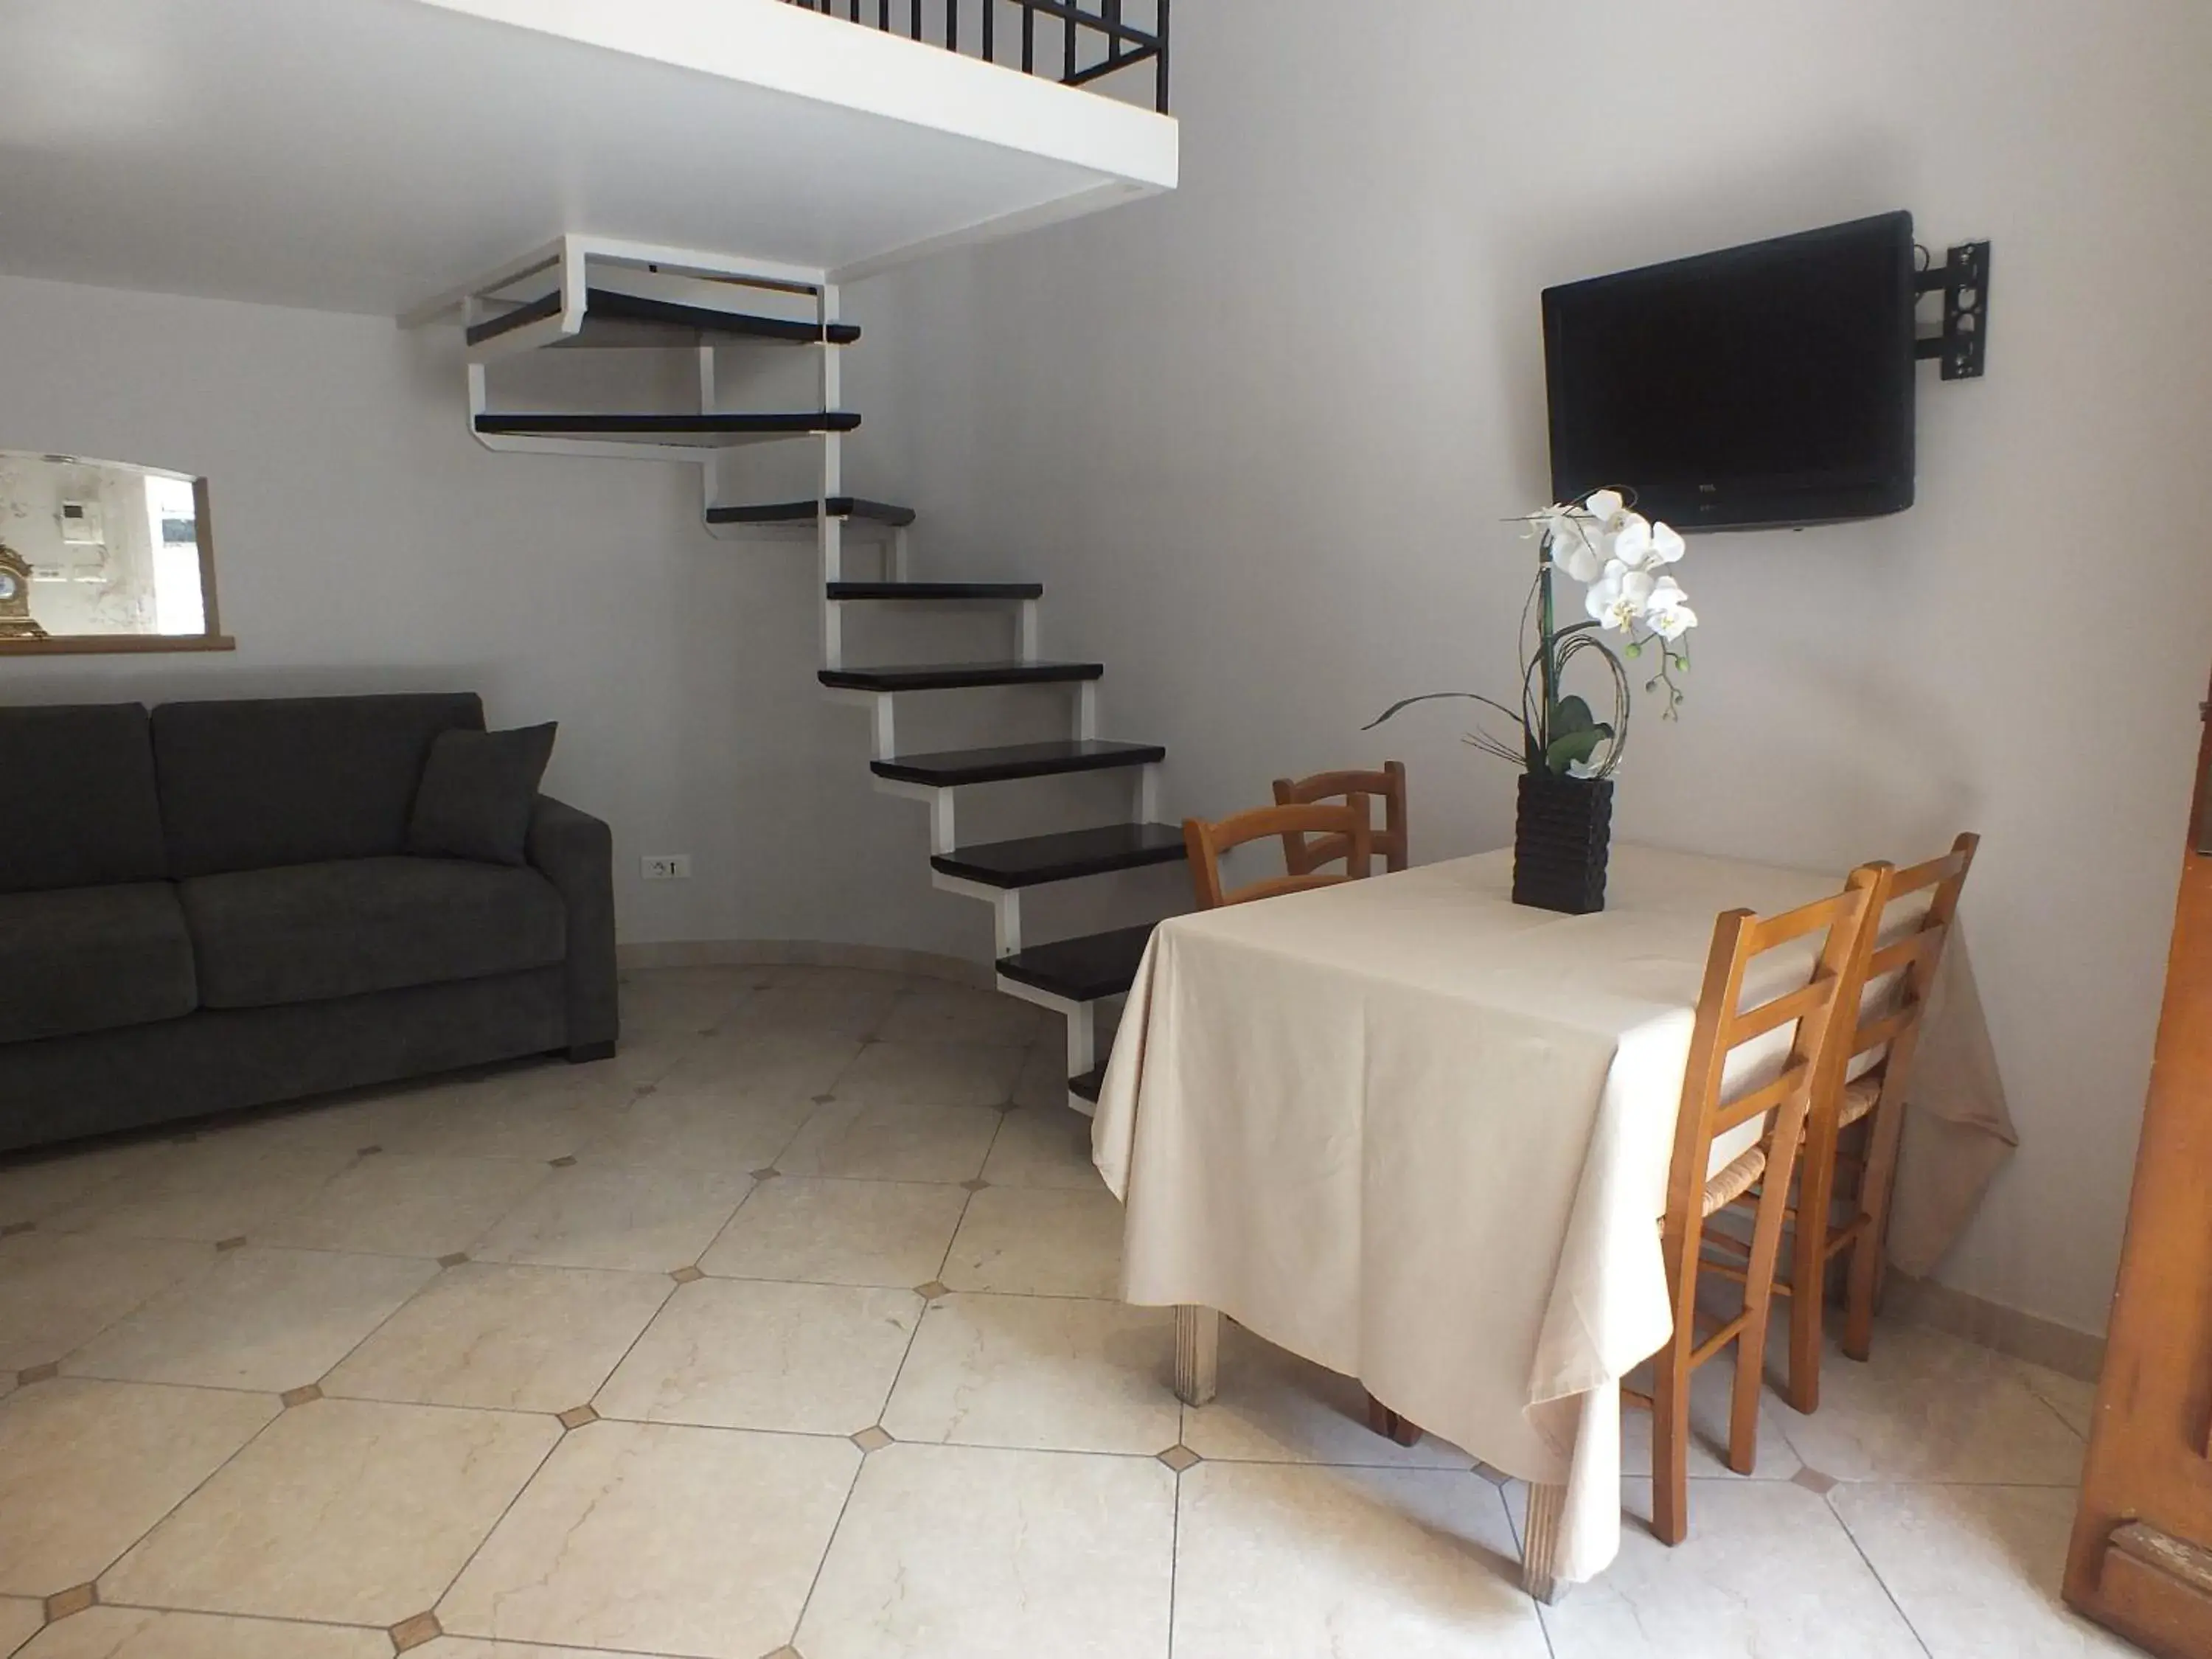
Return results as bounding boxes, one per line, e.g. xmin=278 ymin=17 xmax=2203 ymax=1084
xmin=0 ymin=0 xmax=1176 ymax=316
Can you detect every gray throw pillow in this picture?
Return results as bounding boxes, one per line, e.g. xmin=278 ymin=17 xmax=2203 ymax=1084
xmin=408 ymin=723 xmax=557 ymax=867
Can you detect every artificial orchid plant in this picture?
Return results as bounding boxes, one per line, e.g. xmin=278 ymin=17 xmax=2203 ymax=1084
xmin=1369 ymin=488 xmax=1698 ymax=779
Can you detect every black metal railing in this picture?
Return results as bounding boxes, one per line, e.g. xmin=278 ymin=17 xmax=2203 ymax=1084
xmin=782 ymin=0 xmax=1170 ymax=114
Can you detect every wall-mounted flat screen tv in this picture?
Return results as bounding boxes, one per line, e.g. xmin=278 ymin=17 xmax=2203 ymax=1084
xmin=1543 ymin=211 xmax=1918 ymax=532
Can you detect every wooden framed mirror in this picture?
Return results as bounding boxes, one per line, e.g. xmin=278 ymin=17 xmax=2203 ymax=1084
xmin=0 ymin=452 xmax=232 ymax=655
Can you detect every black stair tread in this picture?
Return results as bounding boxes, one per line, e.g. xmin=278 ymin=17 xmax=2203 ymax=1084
xmin=933 ymin=824 xmax=1188 ymax=889
xmin=475 ymin=412 xmax=860 ymax=447
xmin=872 ymin=739 xmax=1166 ymax=787
xmin=1069 ymin=1065 xmax=1107 ymax=1104
xmin=998 ymin=922 xmax=1158 ymax=1004
xmin=820 ymin=661 xmax=1102 ymax=692
xmin=468 ymin=288 xmax=860 ymax=349
xmin=830 ymin=581 xmax=1043 ymax=602
xmin=709 ymin=498 xmax=917 ymax=528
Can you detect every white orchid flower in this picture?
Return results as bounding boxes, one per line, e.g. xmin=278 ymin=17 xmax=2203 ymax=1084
xmin=1585 ymin=560 xmax=1655 ymax=632
xmin=1647 ymin=521 xmax=1686 ymax=565
xmin=1565 ymin=757 xmax=1602 ymax=779
xmin=1582 ymin=488 xmax=1626 ymax=524
xmin=1644 ymin=576 xmax=1697 ymax=640
xmin=1610 ymin=513 xmax=1656 ymax=568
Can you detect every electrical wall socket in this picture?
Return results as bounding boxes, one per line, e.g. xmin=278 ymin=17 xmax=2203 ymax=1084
xmin=641 ymin=855 xmax=692 ymax=881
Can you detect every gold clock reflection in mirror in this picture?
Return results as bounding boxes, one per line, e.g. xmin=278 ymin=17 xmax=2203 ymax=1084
xmin=0 ymin=452 xmax=231 ymax=654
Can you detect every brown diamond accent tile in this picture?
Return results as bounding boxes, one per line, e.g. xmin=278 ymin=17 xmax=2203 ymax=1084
xmin=549 ymin=1155 xmax=579 ymax=1169
xmin=389 ymin=1610 xmax=443 ymax=1651
xmin=558 ymin=1404 xmax=600 ymax=1431
xmin=215 ymin=1235 xmax=248 ymax=1251
xmin=358 ymin=1144 xmax=385 ymax=1156
xmin=437 ymin=1252 xmax=470 ymax=1268
xmin=44 ymin=1583 xmax=97 ymax=1622
xmin=1792 ymin=1467 xmax=1839 ymax=1496
xmin=810 ymin=1093 xmax=835 ymax=1105
xmin=850 ymin=1426 xmax=894 ymax=1453
xmin=959 ymin=1178 xmax=990 ymax=1193
xmin=669 ymin=1265 xmax=706 ymax=1284
xmin=17 ymin=1363 xmax=59 ymax=1386
xmin=763 ymin=1647 xmax=805 ymax=1659
xmin=1473 ymin=1463 xmax=1511 ymax=1487
xmin=170 ymin=1132 xmax=201 ymax=1145
xmin=749 ymin=1167 xmax=783 ymax=1182
xmin=0 ymin=1220 xmax=34 ymax=1237
xmin=633 ymin=1082 xmax=658 ymax=1098
xmin=1157 ymin=1444 xmax=1202 ymax=1472
xmin=913 ymin=1281 xmax=949 ymax=1301
xmin=280 ymin=1384 xmax=324 ymax=1409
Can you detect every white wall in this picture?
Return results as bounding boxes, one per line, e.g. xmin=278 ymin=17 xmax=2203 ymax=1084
xmin=0 ymin=270 xmax=1000 ymax=960
xmin=854 ymin=0 xmax=2212 ymax=1335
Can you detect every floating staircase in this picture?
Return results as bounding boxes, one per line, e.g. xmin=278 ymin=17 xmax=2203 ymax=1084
xmin=420 ymin=233 xmax=1177 ymax=1112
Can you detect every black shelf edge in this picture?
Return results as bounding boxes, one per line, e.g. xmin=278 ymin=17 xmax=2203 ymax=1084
xmin=872 ymin=740 xmax=1163 ymax=787
xmin=1069 ymin=1065 xmax=1107 ymax=1105
xmin=997 ymin=922 xmax=1158 ymax=1004
xmin=476 ymin=412 xmax=860 ymax=437
xmin=932 ymin=824 xmax=1188 ymax=890
xmin=709 ymin=497 xmax=917 ymax=528
xmin=820 ymin=661 xmax=1102 ymax=693
xmin=830 ymin=581 xmax=1043 ymax=602
xmin=468 ymin=288 xmax=860 ymax=348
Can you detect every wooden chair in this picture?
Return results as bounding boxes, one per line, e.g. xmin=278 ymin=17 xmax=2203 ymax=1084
xmin=1743 ymin=834 xmax=1981 ymax=1414
xmin=1183 ymin=799 xmax=1374 ymax=911
xmin=1629 ymin=872 xmax=1877 ymax=1545
xmin=1273 ymin=761 xmax=1408 ymax=875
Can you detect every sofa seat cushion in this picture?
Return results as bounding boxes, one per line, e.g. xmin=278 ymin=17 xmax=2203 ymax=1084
xmin=0 ymin=883 xmax=198 ymax=1043
xmin=178 ymin=856 xmax=566 ymax=1010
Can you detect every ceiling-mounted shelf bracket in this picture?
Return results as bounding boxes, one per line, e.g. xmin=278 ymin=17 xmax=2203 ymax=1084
xmin=1914 ymin=240 xmax=1990 ymax=380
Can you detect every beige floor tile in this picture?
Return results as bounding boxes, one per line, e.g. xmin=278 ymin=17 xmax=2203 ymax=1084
xmin=1180 ymin=1321 xmax=1476 ymax=1471
xmin=64 ymin=1247 xmax=437 ymax=1392
xmin=102 ymin=1396 xmax=557 ymax=1627
xmin=618 ymin=965 xmax=760 ymax=1035
xmin=580 ymin=1092 xmax=815 ymax=1175
xmin=0 ymin=1377 xmax=277 ymax=1596
xmin=413 ymin=1641 xmax=682 ymax=1659
xmin=1173 ymin=1462 xmax=1547 ymax=1659
xmin=798 ymin=1441 xmax=1175 ymax=1659
xmin=193 ymin=1090 xmax=445 ymax=1163
xmin=597 ymin=1278 xmax=919 ymax=1434
xmin=255 ymin=1154 xmax=550 ymax=1258
xmin=980 ymin=1104 xmax=1107 ymax=1191
xmin=41 ymin=1138 xmax=358 ymax=1243
xmin=1011 ymin=1043 xmax=1071 ymax=1110
xmin=0 ymin=1232 xmax=215 ymax=1371
xmin=1772 ymin=1324 xmax=2084 ymax=1484
xmin=829 ymin=1040 xmax=1027 ymax=1109
xmin=777 ymin=1100 xmax=1003 ymax=1184
xmin=1536 ymin=1479 xmax=1924 ymax=1658
xmin=15 ymin=1606 xmax=392 ymax=1658
xmin=0 ymin=1144 xmax=150 ymax=1228
xmin=470 ymin=1164 xmax=752 ymax=1273
xmin=1832 ymin=1482 xmax=2136 ymax=1658
xmin=941 ymin=1186 xmax=1124 ymax=1298
xmin=0 ymin=1598 xmax=41 ymax=1656
xmin=699 ymin=1177 xmax=968 ymax=1287
xmin=439 ymin=1419 xmax=858 ymax=1657
xmin=877 ymin=986 xmax=1054 ymax=1047
xmin=375 ymin=1087 xmax=623 ymax=1164
xmin=716 ymin=977 xmax=902 ymax=1039
xmin=2014 ymin=1359 xmax=2099 ymax=1439
xmin=324 ymin=1262 xmax=672 ymax=1412
xmin=883 ymin=1293 xmax=1179 ymax=1455
xmin=650 ymin=1028 xmax=866 ymax=1105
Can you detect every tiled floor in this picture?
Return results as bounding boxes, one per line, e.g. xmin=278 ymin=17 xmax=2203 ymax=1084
xmin=0 ymin=964 xmax=2126 ymax=1658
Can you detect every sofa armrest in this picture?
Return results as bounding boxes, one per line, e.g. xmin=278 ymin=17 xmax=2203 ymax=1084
xmin=527 ymin=794 xmax=618 ymax=1055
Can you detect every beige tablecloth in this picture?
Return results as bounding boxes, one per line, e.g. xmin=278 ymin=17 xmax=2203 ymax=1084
xmin=1091 ymin=845 xmax=2013 ymax=1584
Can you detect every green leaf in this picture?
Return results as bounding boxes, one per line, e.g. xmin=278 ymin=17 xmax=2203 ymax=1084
xmin=1544 ymin=721 xmax=1613 ymax=774
xmin=1549 ymin=695 xmax=1597 ymax=737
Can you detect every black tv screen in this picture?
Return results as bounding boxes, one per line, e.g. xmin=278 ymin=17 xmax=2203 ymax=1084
xmin=1543 ymin=212 xmax=1917 ymax=531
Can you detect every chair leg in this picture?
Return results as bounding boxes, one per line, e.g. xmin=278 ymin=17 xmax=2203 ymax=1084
xmin=1650 ymin=1349 xmax=1691 ymax=1546
xmin=1785 ymin=1099 xmax=1842 ymax=1416
xmin=1844 ymin=1084 xmax=1910 ymax=1363
xmin=1174 ymin=1306 xmax=1220 ymax=1406
xmin=1363 ymin=1391 xmax=1422 ymax=1446
xmin=1733 ymin=1105 xmax=1809 ymax=1473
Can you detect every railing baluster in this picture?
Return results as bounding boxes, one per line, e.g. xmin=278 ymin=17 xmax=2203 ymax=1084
xmin=947 ymin=0 xmax=957 ymax=52
xmin=1022 ymin=1 xmax=1034 ymax=72
xmin=983 ymin=0 xmax=995 ymax=64
xmin=784 ymin=0 xmax=1171 ymax=116
xmin=911 ymin=0 xmax=921 ymax=39
xmin=1062 ymin=0 xmax=1076 ymax=80
xmin=1155 ymin=0 xmax=1169 ymax=112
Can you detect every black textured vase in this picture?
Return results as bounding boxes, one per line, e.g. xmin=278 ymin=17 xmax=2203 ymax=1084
xmin=1512 ymin=772 xmax=1613 ymax=915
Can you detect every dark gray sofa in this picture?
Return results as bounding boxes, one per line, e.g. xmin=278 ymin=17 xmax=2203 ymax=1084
xmin=0 ymin=693 xmax=617 ymax=1154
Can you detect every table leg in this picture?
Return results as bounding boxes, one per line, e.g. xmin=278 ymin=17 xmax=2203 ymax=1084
xmin=1521 ymin=1481 xmax=1571 ymax=1605
xmin=1174 ymin=1305 xmax=1219 ymax=1406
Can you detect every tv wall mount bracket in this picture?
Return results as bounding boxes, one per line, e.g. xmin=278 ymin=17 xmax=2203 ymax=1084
xmin=1915 ymin=240 xmax=1990 ymax=380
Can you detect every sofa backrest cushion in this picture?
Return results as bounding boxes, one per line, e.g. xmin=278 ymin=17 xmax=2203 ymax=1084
xmin=0 ymin=703 xmax=169 ymax=894
xmin=153 ymin=693 xmax=486 ymax=877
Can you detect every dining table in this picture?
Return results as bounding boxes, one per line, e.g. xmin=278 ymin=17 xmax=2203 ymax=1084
xmin=1090 ymin=842 xmax=2014 ymax=1596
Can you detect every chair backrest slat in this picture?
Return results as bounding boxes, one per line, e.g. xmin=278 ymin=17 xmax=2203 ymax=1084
xmin=1184 ymin=797 xmax=1373 ymax=911
xmin=1274 ymin=761 xmax=1408 ymax=874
